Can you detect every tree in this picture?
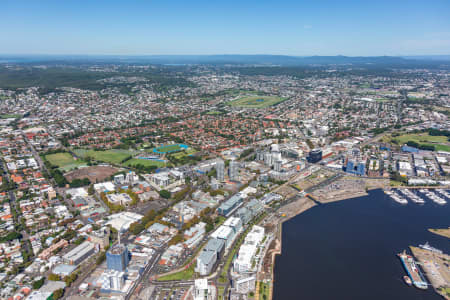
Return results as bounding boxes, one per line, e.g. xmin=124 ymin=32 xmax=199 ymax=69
xmin=159 ymin=190 xmax=171 ymax=199
xmin=88 ymin=184 xmax=95 ymax=195
xmin=32 ymin=277 xmax=45 ymax=289
xmin=129 ymin=221 xmax=145 ymax=235
xmin=96 ymin=251 xmax=106 ymax=265
xmin=64 ymin=273 xmax=78 ymax=286
xmin=0 ymin=231 xmax=22 ymax=243
xmin=52 ymin=288 xmax=64 ymax=299
xmin=48 ymin=273 xmax=60 ymax=281
xmin=168 ymin=233 xmax=184 ymax=246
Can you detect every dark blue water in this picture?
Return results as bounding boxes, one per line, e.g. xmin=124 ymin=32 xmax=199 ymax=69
xmin=273 ymin=189 xmax=449 ymax=300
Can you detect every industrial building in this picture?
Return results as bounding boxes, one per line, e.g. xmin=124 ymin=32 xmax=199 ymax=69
xmin=106 ymin=211 xmax=143 ymax=233
xmin=52 ymin=264 xmax=77 ymax=277
xmin=401 ymin=145 xmax=420 ymax=153
xmin=62 ymin=241 xmax=95 ymax=266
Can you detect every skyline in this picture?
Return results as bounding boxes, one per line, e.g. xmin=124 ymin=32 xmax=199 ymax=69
xmin=1 ymin=0 xmax=450 ymax=56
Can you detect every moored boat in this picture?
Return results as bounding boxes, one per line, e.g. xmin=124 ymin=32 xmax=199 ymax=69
xmin=419 ymin=242 xmax=443 ymax=254
xmin=403 ymin=275 xmax=412 ymax=286
xmin=397 ymin=251 xmax=428 ymax=290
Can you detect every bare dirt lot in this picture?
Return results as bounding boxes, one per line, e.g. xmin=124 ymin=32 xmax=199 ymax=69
xmin=64 ymin=165 xmax=119 ymax=183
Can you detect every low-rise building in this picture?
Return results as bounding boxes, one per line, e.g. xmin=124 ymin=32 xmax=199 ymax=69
xmin=62 ymin=241 xmax=95 ymax=265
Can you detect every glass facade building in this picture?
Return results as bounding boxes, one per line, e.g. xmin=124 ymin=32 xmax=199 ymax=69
xmin=106 ymin=244 xmax=129 ymax=272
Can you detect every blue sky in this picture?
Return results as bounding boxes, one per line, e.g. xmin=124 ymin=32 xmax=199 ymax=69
xmin=1 ymin=0 xmax=449 ymax=56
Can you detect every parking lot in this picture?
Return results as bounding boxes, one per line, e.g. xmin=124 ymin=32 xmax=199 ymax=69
xmin=152 ymin=286 xmax=188 ymax=300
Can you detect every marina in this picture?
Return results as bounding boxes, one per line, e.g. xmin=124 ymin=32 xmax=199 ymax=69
xmin=384 ymin=190 xmax=408 ymax=204
xmin=274 ymin=189 xmax=449 ymax=300
xmin=398 ymin=188 xmax=425 ymax=204
xmin=419 ymin=190 xmax=447 ymax=205
xmin=384 ymin=188 xmax=450 ymax=205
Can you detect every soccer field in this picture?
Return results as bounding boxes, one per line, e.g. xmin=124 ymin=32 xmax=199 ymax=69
xmin=389 ymin=133 xmax=450 ymax=152
xmin=73 ymin=149 xmax=134 ymax=164
xmin=125 ymin=158 xmax=166 ymax=168
xmin=152 ymin=144 xmax=188 ymax=154
xmin=45 ymin=152 xmax=86 ymax=171
xmin=227 ymin=96 xmax=286 ymax=108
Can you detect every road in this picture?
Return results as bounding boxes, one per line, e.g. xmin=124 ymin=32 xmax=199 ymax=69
xmin=136 ymin=164 xmax=346 ymax=299
xmin=0 ymin=160 xmax=32 ymax=254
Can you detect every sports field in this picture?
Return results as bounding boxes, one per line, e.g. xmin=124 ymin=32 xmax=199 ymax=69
xmin=227 ymin=96 xmax=286 ymax=108
xmin=74 ymin=149 xmax=135 ymax=164
xmin=45 ymin=152 xmax=86 ymax=171
xmin=125 ymin=158 xmax=166 ymax=168
xmin=392 ymin=133 xmax=448 ymax=144
xmin=0 ymin=114 xmax=21 ymax=119
xmin=389 ymin=133 xmax=450 ymax=152
xmin=152 ymin=144 xmax=188 ymax=154
xmin=171 ymin=148 xmax=196 ymax=159
xmin=206 ymin=110 xmax=224 ymax=115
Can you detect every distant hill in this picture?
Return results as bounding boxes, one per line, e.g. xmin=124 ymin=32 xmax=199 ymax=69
xmin=0 ymin=54 xmax=449 ymax=66
xmin=402 ymin=55 xmax=450 ymax=61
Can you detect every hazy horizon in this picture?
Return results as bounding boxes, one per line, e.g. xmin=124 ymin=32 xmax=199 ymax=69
xmin=2 ymin=0 xmax=450 ymax=56
xmin=0 ymin=54 xmax=449 ymax=57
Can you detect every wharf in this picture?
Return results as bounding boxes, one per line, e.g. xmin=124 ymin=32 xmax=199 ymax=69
xmin=398 ymin=251 xmax=428 ymax=289
xmin=410 ymin=246 xmax=450 ymax=299
xmin=428 ymin=227 xmax=450 ymax=239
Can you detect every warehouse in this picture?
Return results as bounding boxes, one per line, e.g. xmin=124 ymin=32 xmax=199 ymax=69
xmin=63 ymin=241 xmax=96 ymax=265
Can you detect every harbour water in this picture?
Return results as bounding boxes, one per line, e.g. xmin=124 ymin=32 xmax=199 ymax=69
xmin=273 ymin=189 xmax=449 ymax=300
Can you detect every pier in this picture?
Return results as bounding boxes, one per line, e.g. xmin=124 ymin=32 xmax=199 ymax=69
xmin=410 ymin=246 xmax=450 ymax=299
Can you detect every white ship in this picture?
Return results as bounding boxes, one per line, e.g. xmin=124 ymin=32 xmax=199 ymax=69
xmin=419 ymin=242 xmax=443 ymax=254
xmin=424 ymin=191 xmax=447 ymax=205
xmin=398 ymin=189 xmax=425 ymax=204
xmin=389 ymin=190 xmax=408 ymax=204
xmin=435 ymin=189 xmax=450 ymax=199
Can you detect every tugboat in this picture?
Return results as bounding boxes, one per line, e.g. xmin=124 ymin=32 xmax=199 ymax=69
xmin=403 ymin=275 xmax=412 ymax=286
